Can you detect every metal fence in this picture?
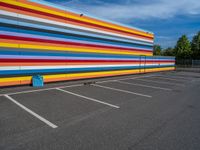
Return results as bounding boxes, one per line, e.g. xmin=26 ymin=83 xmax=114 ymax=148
xmin=176 ymin=59 xmax=200 ymax=68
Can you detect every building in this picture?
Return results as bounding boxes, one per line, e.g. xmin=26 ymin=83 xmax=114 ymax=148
xmin=0 ymin=0 xmax=175 ymax=87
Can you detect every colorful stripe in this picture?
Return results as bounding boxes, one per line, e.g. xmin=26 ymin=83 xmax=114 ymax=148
xmin=0 ymin=0 xmax=175 ymax=87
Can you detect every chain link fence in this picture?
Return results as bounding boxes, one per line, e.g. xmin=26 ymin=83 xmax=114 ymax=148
xmin=176 ymin=59 xmax=200 ymax=68
xmin=176 ymin=59 xmax=200 ymax=72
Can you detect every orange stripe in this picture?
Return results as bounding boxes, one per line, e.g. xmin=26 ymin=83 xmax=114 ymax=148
xmin=0 ymin=81 xmax=21 ymax=86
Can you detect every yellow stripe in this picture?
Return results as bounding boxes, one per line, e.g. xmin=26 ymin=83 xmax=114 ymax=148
xmin=2 ymin=0 xmax=153 ymax=38
xmin=0 ymin=67 xmax=175 ymax=85
xmin=0 ymin=42 xmax=19 ymax=48
xmin=145 ymin=67 xmax=175 ymax=72
xmin=0 ymin=42 xmax=152 ymax=56
xmin=0 ymin=76 xmax=32 ymax=82
xmin=50 ymin=67 xmax=174 ymax=78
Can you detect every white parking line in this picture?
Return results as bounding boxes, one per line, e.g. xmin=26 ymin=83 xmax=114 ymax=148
xmin=97 ymin=75 xmax=154 ymax=83
xmin=115 ymin=81 xmax=172 ymax=91
xmin=133 ymin=78 xmax=184 ymax=86
xmin=160 ymin=72 xmax=192 ymax=78
xmin=149 ymin=76 xmax=185 ymax=82
xmin=4 ymin=95 xmax=58 ymax=129
xmin=93 ymin=84 xmax=152 ymax=98
xmin=157 ymin=75 xmax=191 ymax=80
xmin=0 ymin=75 xmax=155 ymax=97
xmin=120 ymin=75 xmax=155 ymax=81
xmin=0 ymin=84 xmax=82 ymax=97
xmin=56 ymin=88 xmax=120 ymax=109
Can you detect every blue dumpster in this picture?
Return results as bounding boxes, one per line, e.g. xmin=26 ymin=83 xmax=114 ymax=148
xmin=32 ymin=75 xmax=44 ymax=87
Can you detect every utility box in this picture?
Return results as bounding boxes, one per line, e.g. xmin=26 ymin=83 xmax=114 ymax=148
xmin=32 ymin=75 xmax=44 ymax=87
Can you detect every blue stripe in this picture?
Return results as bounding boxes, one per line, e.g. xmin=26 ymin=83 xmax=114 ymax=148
xmin=0 ymin=49 xmax=175 ymax=60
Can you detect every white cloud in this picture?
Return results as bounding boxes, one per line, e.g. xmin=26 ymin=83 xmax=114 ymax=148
xmin=59 ymin=0 xmax=200 ymax=21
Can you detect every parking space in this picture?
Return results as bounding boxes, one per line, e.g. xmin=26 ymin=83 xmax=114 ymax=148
xmin=116 ymin=77 xmax=181 ymax=90
xmin=141 ymin=76 xmax=187 ymax=83
xmin=132 ymin=77 xmax=185 ymax=86
xmin=61 ymin=85 xmax=134 ymax=106
xmin=0 ymin=71 xmax=188 ymax=130
xmin=95 ymin=81 xmax=170 ymax=97
xmin=1 ymin=71 xmax=200 ymax=150
xmin=0 ymin=96 xmax=45 ymax=138
xmin=160 ymin=71 xmax=200 ymax=79
xmin=11 ymin=90 xmax=111 ymax=127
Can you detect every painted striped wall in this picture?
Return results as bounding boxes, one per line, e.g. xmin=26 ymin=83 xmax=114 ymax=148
xmin=0 ymin=0 xmax=175 ymax=87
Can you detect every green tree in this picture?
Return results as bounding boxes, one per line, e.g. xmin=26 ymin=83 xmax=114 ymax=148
xmin=153 ymin=44 xmax=162 ymax=55
xmin=174 ymin=35 xmax=192 ymax=59
xmin=191 ymin=31 xmax=200 ymax=59
xmin=162 ymin=47 xmax=174 ymax=56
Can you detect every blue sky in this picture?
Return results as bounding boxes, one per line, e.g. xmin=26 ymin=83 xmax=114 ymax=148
xmin=43 ymin=0 xmax=200 ymax=49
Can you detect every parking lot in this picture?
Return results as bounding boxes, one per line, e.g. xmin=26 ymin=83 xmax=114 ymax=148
xmin=1 ymin=71 xmax=200 ymax=150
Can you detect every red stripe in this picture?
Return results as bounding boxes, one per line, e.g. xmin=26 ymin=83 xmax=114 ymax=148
xmin=0 ymin=34 xmax=152 ymax=53
xmin=0 ymin=2 xmax=153 ymax=40
xmin=0 ymin=58 xmax=175 ymax=63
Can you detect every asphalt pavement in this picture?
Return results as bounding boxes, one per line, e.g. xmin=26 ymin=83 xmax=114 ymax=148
xmin=0 ymin=71 xmax=200 ymax=150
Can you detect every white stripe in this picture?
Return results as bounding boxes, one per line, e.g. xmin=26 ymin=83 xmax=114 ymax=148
xmin=0 ymin=66 xmax=20 ymax=70
xmin=0 ymin=10 xmax=153 ymax=43
xmin=0 ymin=53 xmax=143 ymax=61
xmin=133 ymin=78 xmax=184 ymax=86
xmin=0 ymin=63 xmax=174 ymax=71
xmin=93 ymin=84 xmax=152 ymax=98
xmin=4 ymin=95 xmax=58 ymax=128
xmin=56 ymin=88 xmax=120 ymax=109
xmin=0 ymin=55 xmax=141 ymax=61
xmin=115 ymin=81 xmax=172 ymax=91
